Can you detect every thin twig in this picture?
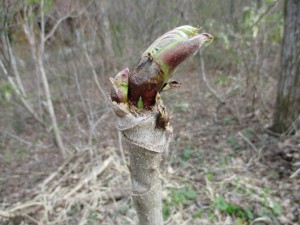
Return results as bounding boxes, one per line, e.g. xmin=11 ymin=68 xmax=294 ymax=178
xmin=0 ymin=211 xmax=38 ymax=225
xmin=45 ymin=14 xmax=71 ymax=42
xmin=0 ymin=130 xmax=31 ymax=146
xmin=199 ymin=50 xmax=225 ymax=104
xmin=88 ymin=109 xmax=111 ymax=145
xmin=6 ymin=37 xmax=27 ymax=97
xmin=45 ymin=0 xmax=95 ymax=42
xmin=41 ymin=154 xmax=77 ymax=189
xmin=72 ymin=62 xmax=91 ymax=119
xmin=249 ymin=217 xmax=273 ymax=225
xmin=0 ymin=59 xmax=45 ymax=127
xmin=35 ymin=0 xmax=66 ymax=157
xmin=238 ymin=131 xmax=258 ymax=153
xmin=63 ymin=157 xmax=112 ymax=199
xmin=250 ymin=1 xmax=279 ymax=30
xmin=290 ymin=167 xmax=300 ymax=179
xmin=83 ymin=44 xmax=109 ymax=107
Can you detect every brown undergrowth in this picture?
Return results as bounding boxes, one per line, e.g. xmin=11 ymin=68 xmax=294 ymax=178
xmin=0 ymin=65 xmax=299 ymax=224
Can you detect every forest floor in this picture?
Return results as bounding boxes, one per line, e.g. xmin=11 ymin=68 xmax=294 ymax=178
xmin=0 ymin=65 xmax=299 ymax=225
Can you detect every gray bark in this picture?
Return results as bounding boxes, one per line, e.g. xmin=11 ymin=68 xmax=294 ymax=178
xmin=112 ymin=102 xmax=172 ymax=225
xmin=272 ymin=0 xmax=300 ymax=133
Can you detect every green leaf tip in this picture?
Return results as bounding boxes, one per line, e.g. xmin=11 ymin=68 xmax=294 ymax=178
xmin=137 ymin=97 xmax=144 ymax=109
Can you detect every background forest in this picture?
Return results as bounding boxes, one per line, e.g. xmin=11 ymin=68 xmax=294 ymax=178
xmin=0 ymin=0 xmax=299 ymax=224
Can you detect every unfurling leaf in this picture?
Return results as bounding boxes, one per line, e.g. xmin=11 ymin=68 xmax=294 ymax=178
xmin=110 ymin=67 xmax=129 ymax=103
xmin=128 ymin=25 xmax=213 ymax=109
xmin=137 ymin=97 xmax=144 ymax=109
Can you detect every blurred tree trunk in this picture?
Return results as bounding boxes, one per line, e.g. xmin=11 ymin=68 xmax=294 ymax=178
xmin=271 ymin=0 xmax=300 ymax=133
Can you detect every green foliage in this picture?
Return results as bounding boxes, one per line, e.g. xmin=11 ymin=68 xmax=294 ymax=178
xmin=0 ymin=82 xmax=14 ymax=103
xmin=232 ymin=177 xmax=282 ymax=220
xmin=241 ymin=2 xmax=283 ymax=42
xmin=16 ymin=148 xmax=28 ymax=158
xmin=193 ymin=209 xmax=203 ymax=219
xmin=171 ymin=186 xmax=197 ymax=205
xmin=163 ymin=186 xmax=197 ymax=220
xmin=206 ymin=172 xmax=214 ymax=181
xmin=216 ymin=32 xmax=230 ymax=50
xmin=162 ymin=203 xmax=170 ymax=220
xmin=271 ymin=201 xmax=281 ymax=215
xmin=214 ymin=196 xmax=254 ymax=220
xmin=24 ymin=0 xmax=54 ymax=20
xmin=182 ymin=148 xmax=193 ymax=161
xmin=227 ymin=135 xmax=243 ymax=150
xmin=234 ymin=218 xmax=248 ymax=225
xmin=87 ymin=211 xmax=100 ymax=224
xmin=12 ymin=111 xmax=26 ymax=134
xmin=222 ymin=117 xmax=237 ymax=126
xmin=66 ymin=204 xmax=81 ymax=217
xmin=242 ymin=128 xmax=255 ymax=140
xmin=268 ymin=169 xmax=280 ymax=180
xmin=27 ymin=0 xmax=54 ymax=11
xmin=28 ymin=0 xmax=41 ymax=5
xmin=112 ymin=204 xmax=129 ymax=217
xmin=215 ymin=74 xmax=231 ymax=86
xmin=5 ymin=151 xmax=12 ymax=161
xmin=242 ymin=7 xmax=256 ymax=35
xmin=173 ymin=101 xmax=190 ymax=112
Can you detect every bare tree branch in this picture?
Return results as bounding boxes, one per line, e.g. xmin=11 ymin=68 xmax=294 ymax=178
xmin=0 ymin=58 xmax=45 ymax=126
xmin=44 ymin=13 xmax=71 ymax=42
xmin=83 ymin=44 xmax=109 ymax=107
xmin=199 ymin=50 xmax=225 ymax=104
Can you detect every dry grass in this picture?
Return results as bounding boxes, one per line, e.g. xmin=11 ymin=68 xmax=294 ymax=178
xmin=0 ymin=130 xmax=299 ymax=225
